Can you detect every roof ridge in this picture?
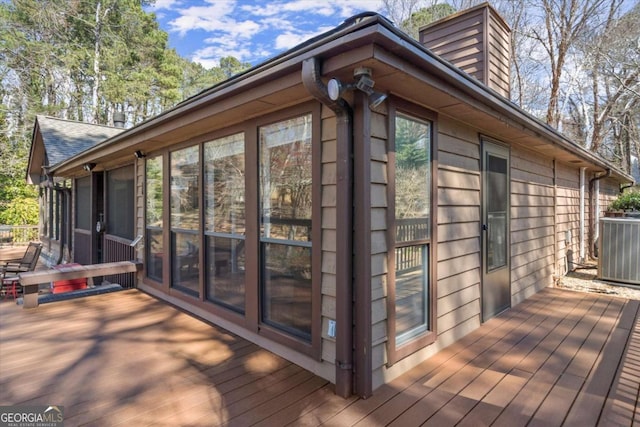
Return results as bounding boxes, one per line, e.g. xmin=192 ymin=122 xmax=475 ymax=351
xmin=38 ymin=115 xmax=122 ymax=130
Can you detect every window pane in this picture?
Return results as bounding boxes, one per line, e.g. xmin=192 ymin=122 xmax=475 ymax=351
xmin=395 ymin=245 xmax=429 ymax=344
xmin=171 ymin=146 xmax=199 ymax=230
xmin=146 ymin=156 xmax=163 ymax=282
xmin=204 ymin=133 xmax=245 ymax=234
xmin=260 ymin=115 xmax=312 ymax=242
xmin=486 ymin=153 xmax=508 ymax=270
xmin=146 ymin=156 xmax=163 ymax=228
xmin=395 ymin=115 xmax=430 ymax=243
xmin=107 ymin=166 xmax=135 ymax=239
xmin=206 ymin=236 xmax=245 ymax=313
xmin=146 ymin=228 xmax=163 ymax=282
xmin=171 ymin=231 xmax=199 ymax=296
xmin=75 ymin=176 xmax=91 ymax=230
xmin=262 ymin=243 xmax=312 ymax=341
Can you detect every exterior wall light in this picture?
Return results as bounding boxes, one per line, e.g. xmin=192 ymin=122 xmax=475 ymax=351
xmin=83 ymin=163 xmax=96 ymax=172
xmin=134 ymin=150 xmax=146 ymax=159
xmin=327 ymin=78 xmax=347 ymax=101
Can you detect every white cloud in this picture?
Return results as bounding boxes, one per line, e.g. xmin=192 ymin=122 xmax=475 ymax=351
xmin=150 ymin=0 xmax=182 ymax=10
xmin=161 ymin=0 xmax=386 ymax=69
xmin=167 ymin=1 xmax=237 ymax=36
xmin=241 ymin=0 xmax=333 ymax=17
xmin=274 ymin=26 xmax=335 ymax=50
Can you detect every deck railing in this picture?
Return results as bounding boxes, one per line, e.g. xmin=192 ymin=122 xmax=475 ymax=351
xmin=103 ymin=234 xmax=137 ymax=288
xmin=0 ymin=225 xmax=39 ymax=246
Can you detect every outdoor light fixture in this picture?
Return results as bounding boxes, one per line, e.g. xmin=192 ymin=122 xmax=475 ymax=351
xmin=134 ymin=150 xmax=146 ymax=159
xmin=368 ymin=91 xmax=388 ymax=109
xmin=327 ymin=67 xmax=387 ymax=108
xmin=327 ymin=78 xmax=346 ymax=101
xmin=83 ymin=163 xmax=96 ymax=172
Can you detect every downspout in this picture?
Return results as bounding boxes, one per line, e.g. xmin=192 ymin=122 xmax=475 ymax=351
xmin=302 ymin=57 xmax=354 ymax=398
xmin=620 ymin=182 xmax=634 ymax=193
xmin=579 ymin=167 xmax=586 ymax=263
xmin=589 ymin=169 xmax=612 ymax=258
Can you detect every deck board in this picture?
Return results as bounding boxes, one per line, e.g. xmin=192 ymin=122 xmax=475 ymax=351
xmin=2 ymin=287 xmax=640 ymax=426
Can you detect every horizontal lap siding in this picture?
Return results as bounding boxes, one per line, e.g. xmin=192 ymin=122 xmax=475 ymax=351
xmin=599 ymin=178 xmax=619 ymax=215
xmin=320 ymin=106 xmax=338 ymax=375
xmin=510 ymin=147 xmax=554 ymax=305
xmin=556 ymin=163 xmax=581 ymax=274
xmin=371 ymin=109 xmax=389 ymax=384
xmin=436 ymin=118 xmax=481 ymax=346
xmin=487 ymin=12 xmax=510 ymax=98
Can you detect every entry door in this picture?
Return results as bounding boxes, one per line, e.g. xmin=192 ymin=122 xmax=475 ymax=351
xmin=482 ymin=140 xmax=510 ymax=321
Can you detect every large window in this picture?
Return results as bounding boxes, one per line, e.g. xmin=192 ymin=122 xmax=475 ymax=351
xmin=107 ymin=166 xmax=135 ymax=239
xmin=260 ymin=114 xmax=313 ymax=341
xmin=143 ymin=106 xmax=319 ymax=355
xmin=146 ymin=156 xmax=163 ymax=282
xmin=388 ymin=107 xmax=435 ymax=363
xmin=170 ymin=146 xmax=200 ymax=296
xmin=204 ymin=133 xmax=246 ymax=313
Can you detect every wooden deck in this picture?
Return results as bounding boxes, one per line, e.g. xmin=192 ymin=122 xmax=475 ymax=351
xmin=1 ymin=287 xmax=640 ymax=426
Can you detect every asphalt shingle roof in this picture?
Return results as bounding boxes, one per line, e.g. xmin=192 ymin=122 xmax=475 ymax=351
xmin=37 ymin=115 xmax=123 ymax=167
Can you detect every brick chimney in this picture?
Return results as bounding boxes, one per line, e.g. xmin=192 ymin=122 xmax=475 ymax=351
xmin=419 ymin=2 xmax=511 ymax=99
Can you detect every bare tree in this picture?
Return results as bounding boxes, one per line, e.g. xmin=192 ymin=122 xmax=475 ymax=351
xmin=524 ymin=0 xmax=616 ymax=127
xmin=585 ymin=2 xmax=639 ymax=156
xmin=382 ymin=0 xmax=464 ymax=39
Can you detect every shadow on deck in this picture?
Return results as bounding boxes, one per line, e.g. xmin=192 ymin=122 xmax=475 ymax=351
xmin=1 ymin=287 xmax=639 ymax=426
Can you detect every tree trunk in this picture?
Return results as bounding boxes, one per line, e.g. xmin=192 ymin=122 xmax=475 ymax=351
xmin=92 ymin=1 xmax=106 ymax=124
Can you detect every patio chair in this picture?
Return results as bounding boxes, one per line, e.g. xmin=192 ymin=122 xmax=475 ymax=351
xmin=1 ymin=242 xmax=42 ymax=275
xmin=1 ymin=242 xmax=42 ymax=300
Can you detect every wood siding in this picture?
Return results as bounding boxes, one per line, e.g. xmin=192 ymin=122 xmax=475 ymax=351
xmin=599 ymin=177 xmax=620 ymax=215
xmin=320 ymin=105 xmax=338 ymax=374
xmin=487 ymin=10 xmax=511 ymax=98
xmin=556 ymin=163 xmax=583 ymax=274
xmin=436 ymin=118 xmax=481 ymax=347
xmin=510 ymin=146 xmax=555 ymax=305
xmin=420 ymin=4 xmax=510 ymax=98
xmin=370 ymin=105 xmax=390 ymax=389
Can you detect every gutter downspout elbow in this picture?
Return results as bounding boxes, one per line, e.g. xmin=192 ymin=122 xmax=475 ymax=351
xmin=620 ymin=182 xmax=634 ymax=193
xmin=589 ymin=169 xmax=612 ymax=259
xmin=302 ymin=57 xmax=354 ymax=398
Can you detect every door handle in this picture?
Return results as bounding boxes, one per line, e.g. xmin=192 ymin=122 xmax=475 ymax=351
xmin=482 ymin=224 xmax=488 ymax=231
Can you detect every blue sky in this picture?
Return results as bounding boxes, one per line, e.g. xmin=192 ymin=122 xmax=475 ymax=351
xmin=149 ymin=0 xmax=384 ymax=68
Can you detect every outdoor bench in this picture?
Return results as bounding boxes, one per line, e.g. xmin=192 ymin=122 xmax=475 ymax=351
xmin=18 ymin=261 xmax=142 ymax=309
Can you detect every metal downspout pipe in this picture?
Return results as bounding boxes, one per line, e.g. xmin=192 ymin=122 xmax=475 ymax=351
xmin=579 ymin=168 xmax=587 ymax=263
xmin=302 ymin=57 xmax=354 ymax=398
